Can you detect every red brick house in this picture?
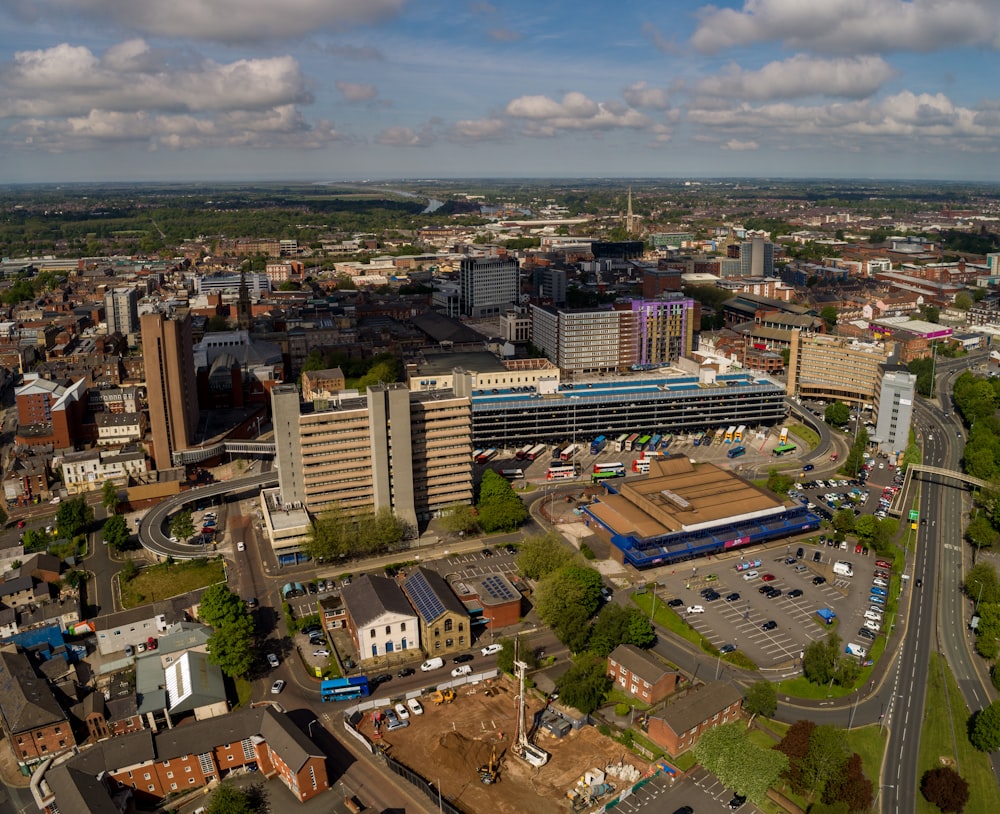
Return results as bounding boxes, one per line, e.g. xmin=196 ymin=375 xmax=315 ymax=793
xmin=607 ymin=644 xmax=682 ymax=705
xmin=0 ymin=644 xmax=76 ymax=772
xmin=38 ymin=705 xmax=328 ymax=811
xmin=646 ymin=681 xmax=743 ymax=755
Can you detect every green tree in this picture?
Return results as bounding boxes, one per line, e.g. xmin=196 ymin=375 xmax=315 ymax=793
xmin=853 ymin=514 xmax=876 ymax=543
xmin=820 ymin=306 xmax=839 ymax=330
xmin=476 ymin=470 xmax=528 ymax=532
xmin=103 ymin=514 xmax=130 ymax=552
xmin=495 ymin=635 xmax=537 ymax=675
xmin=744 ymin=681 xmax=777 ymax=719
xmin=832 ymin=508 xmax=856 ymax=534
xmin=535 ymin=565 xmax=603 ymax=651
xmin=766 ymin=470 xmax=792 ymax=495
xmin=970 ymin=700 xmax=1000 ymax=752
xmin=516 ymin=532 xmax=576 ymax=580
xmin=439 ymin=503 xmax=479 ymax=535
xmin=169 ymin=510 xmax=195 ymax=543
xmin=206 ymin=618 xmax=256 ymax=678
xmin=921 ymin=766 xmax=970 ymax=813
xmin=803 ymin=633 xmax=840 ymax=686
xmin=824 ymin=401 xmax=851 ymax=426
xmin=954 ymin=291 xmax=973 ymax=311
xmin=694 ymin=721 xmax=788 ymax=803
xmin=101 ymin=479 xmax=120 ymax=513
xmin=120 ymin=559 xmax=139 ymax=581
xmin=207 ymin=781 xmax=269 ymax=814
xmin=800 ymin=725 xmax=849 ymax=799
xmin=554 ymin=654 xmax=612 ymax=714
xmin=587 ymin=603 xmax=656 ymax=657
xmin=198 ymin=584 xmax=252 ymax=629
xmin=56 ymin=497 xmax=93 ymax=539
xmin=966 ymin=512 xmax=999 ymax=557
xmin=964 ymin=562 xmax=1000 ymax=605
xmin=368 ymin=507 xmax=410 ymax=553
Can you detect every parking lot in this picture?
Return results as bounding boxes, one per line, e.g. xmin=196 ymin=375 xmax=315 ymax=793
xmin=609 ymin=767 xmax=760 ymax=814
xmin=649 ymin=535 xmax=895 ymax=673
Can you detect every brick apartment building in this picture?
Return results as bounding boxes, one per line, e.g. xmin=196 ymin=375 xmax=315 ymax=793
xmin=39 ymin=705 xmax=327 ymax=811
xmin=646 ymin=681 xmax=743 ymax=755
xmin=607 ymin=644 xmax=682 ymax=705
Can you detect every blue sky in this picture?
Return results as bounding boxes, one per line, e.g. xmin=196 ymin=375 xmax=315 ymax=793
xmin=2 ymin=0 xmax=999 ymax=183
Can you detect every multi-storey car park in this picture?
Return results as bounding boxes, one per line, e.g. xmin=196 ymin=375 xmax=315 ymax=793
xmin=467 ymin=371 xmax=786 ymax=449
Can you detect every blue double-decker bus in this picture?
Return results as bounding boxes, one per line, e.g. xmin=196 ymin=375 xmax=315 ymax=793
xmin=320 ymin=676 xmax=370 ymax=702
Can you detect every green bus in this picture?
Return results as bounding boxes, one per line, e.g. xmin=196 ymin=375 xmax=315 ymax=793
xmin=635 ymin=435 xmax=652 ymax=451
xmin=772 ymin=443 xmax=798 ymax=456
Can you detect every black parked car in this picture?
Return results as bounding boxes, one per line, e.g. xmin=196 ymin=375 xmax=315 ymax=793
xmin=453 ymin=654 xmax=474 ymax=664
xmin=796 ymin=547 xmax=804 ymax=559
xmin=372 ymin=673 xmax=392 ymax=685
xmin=788 ymin=589 xmax=804 ymax=598
xmin=813 ymin=576 xmax=827 ymax=585
xmin=397 ymin=667 xmax=415 ymax=678
xmin=762 ymin=620 xmax=777 ymax=631
xmin=667 ymin=598 xmax=684 ymax=607
xmin=725 ymin=592 xmax=741 ymax=602
xmin=813 ymin=550 xmax=822 ymax=562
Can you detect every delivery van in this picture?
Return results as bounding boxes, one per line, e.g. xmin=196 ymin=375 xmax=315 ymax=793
xmin=420 ymin=657 xmax=444 ymax=672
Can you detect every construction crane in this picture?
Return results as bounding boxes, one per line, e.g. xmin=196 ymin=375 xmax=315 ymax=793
xmin=511 ymin=640 xmax=550 ymax=768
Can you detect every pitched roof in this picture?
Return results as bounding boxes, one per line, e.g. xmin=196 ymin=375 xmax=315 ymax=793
xmin=0 ymin=644 xmax=67 ymax=734
xmin=402 ymin=567 xmax=468 ymax=624
xmin=341 ymin=574 xmax=416 ymax=627
xmin=608 ymin=644 xmax=675 ymax=685
xmin=259 ymin=707 xmax=324 ymax=771
xmin=652 ymin=681 xmax=743 ymax=735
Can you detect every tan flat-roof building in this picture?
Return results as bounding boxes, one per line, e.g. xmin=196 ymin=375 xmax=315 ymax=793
xmin=786 ymin=328 xmax=893 ymax=408
xmin=272 ymin=383 xmax=472 ymax=527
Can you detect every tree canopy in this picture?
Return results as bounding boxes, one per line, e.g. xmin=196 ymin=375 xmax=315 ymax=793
xmin=554 ymin=654 xmax=612 ymax=715
xmin=516 ymin=532 xmax=577 ymax=580
xmin=587 ymin=603 xmax=656 ymax=657
xmin=198 ymin=584 xmax=257 ymax=678
xmin=101 ymin=479 xmax=120 ymax=513
xmin=695 ymin=721 xmax=788 ymax=803
xmin=56 ymin=497 xmax=93 ymax=539
xmin=475 ymin=470 xmax=528 ymax=532
xmin=970 ymin=700 xmax=1000 ymax=752
xmin=102 ymin=514 xmax=130 ymax=552
xmin=170 ymin=509 xmax=195 ymax=542
xmin=921 ymin=766 xmax=970 ymax=813
xmin=535 ymin=565 xmax=604 ymax=651
xmin=743 ymin=681 xmax=777 ymax=718
xmin=207 ymin=781 xmax=269 ymax=814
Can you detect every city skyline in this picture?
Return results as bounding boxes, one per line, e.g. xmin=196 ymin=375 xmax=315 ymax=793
xmin=2 ymin=1 xmax=999 ymax=183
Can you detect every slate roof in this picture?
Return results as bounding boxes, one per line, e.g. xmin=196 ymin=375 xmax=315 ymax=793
xmin=608 ymin=644 xmax=675 ymax=685
xmin=341 ymin=574 xmax=416 ymax=627
xmin=653 ymin=681 xmax=743 ymax=735
xmin=0 ymin=644 xmax=67 ymax=734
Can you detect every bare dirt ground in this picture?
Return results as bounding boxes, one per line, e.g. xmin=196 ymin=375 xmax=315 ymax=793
xmin=359 ymin=676 xmax=648 ymax=814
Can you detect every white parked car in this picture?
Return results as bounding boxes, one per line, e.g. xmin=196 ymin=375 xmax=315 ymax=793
xmin=406 ymin=698 xmax=424 ymax=715
xmin=237 ymin=541 xmax=246 ymax=551
xmin=266 ymin=653 xmax=279 ymax=668
xmin=481 ymin=643 xmax=503 ymax=656
xmin=864 ymin=610 xmax=883 ymax=621
xmin=864 ymin=619 xmax=881 ymax=632
xmin=742 ymin=570 xmax=759 ymax=581
xmin=686 ymin=605 xmax=705 ymax=614
xmin=313 ymin=649 xmax=331 ymax=658
xmin=451 ymin=664 xmax=473 ymax=678
xmin=872 ymin=578 xmax=888 ymax=588
xmin=394 ymin=702 xmax=410 ymax=720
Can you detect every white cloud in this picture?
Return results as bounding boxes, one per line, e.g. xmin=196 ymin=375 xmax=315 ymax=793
xmin=723 ymin=139 xmax=759 ymax=151
xmin=622 ymin=81 xmax=671 ymax=110
xmin=9 ymin=105 xmax=342 ymax=151
xmin=0 ymin=41 xmax=310 ymax=118
xmin=691 ymin=0 xmax=1000 ymax=55
xmin=28 ymin=0 xmax=407 ymax=44
xmin=336 ymin=81 xmax=378 ymax=102
xmin=376 ymin=125 xmax=435 ymax=146
xmin=685 ymin=91 xmax=994 ymax=151
xmin=449 ymin=117 xmax=508 ymax=142
xmin=505 ymin=91 xmax=651 ymax=136
xmin=691 ymin=55 xmax=896 ymax=102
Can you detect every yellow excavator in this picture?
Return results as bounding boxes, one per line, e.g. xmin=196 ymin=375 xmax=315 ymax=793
xmin=478 ymin=743 xmax=502 ymax=784
xmin=432 ymin=689 xmax=455 ymax=705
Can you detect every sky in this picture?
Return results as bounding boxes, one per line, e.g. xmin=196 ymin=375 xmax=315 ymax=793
xmin=2 ymin=0 xmax=1000 ymax=184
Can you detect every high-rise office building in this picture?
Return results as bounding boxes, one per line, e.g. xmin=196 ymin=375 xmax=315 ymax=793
xmin=459 ymin=256 xmax=520 ymax=318
xmin=104 ymin=287 xmax=139 ymax=336
xmin=740 ymin=232 xmax=774 ymax=277
xmin=873 ymin=367 xmax=917 ymax=455
xmin=271 ymin=383 xmax=472 ymax=527
xmin=786 ymin=329 xmax=892 ymax=407
xmin=530 ymin=297 xmax=695 ymax=374
xmin=141 ymin=308 xmax=200 ymax=469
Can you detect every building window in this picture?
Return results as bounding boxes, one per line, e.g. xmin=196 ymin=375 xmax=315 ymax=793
xmin=400 ymin=622 xmax=406 ymax=631
xmin=444 ymin=619 xmax=453 ymax=632
xmin=369 ymin=629 xmax=375 ymax=638
xmin=385 ymin=625 xmax=391 ymax=635
xmin=144 ymin=773 xmax=151 ymax=780
xmin=171 ymin=783 xmax=178 ymax=790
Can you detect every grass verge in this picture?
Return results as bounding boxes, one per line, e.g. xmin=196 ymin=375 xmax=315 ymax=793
xmin=119 ymin=558 xmax=225 ymax=608
xmin=788 ymin=423 xmax=820 ymax=451
xmin=845 ymin=724 xmax=886 ymax=793
xmin=916 ymin=652 xmax=999 ymax=814
xmin=632 ymin=592 xmax=717 ymax=654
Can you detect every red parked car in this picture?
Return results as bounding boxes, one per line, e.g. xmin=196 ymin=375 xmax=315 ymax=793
xmin=761 ymin=573 xmax=776 ymax=582
xmin=875 ymin=559 xmax=892 ymax=569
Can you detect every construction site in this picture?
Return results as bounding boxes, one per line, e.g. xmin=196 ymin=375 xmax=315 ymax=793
xmin=353 ymin=668 xmax=649 ymax=814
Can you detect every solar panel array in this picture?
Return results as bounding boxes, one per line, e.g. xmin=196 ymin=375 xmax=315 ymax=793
xmin=481 ymin=574 xmax=517 ymax=602
xmin=406 ymin=571 xmax=445 ymax=621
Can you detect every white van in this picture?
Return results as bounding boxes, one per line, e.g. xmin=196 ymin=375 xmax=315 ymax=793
xmin=420 ymin=657 xmax=444 ymax=672
xmin=742 ymin=570 xmax=759 ymax=581
xmin=833 ymin=561 xmax=854 ymax=578
xmin=451 ymin=664 xmax=473 ymax=678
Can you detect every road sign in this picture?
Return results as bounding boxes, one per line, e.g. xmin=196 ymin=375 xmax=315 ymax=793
xmin=908 ymin=509 xmax=919 ymax=522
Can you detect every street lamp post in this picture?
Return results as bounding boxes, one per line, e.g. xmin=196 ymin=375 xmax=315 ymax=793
xmin=973 ymin=579 xmax=984 ymax=613
xmin=848 ymin=690 xmax=861 ymax=730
